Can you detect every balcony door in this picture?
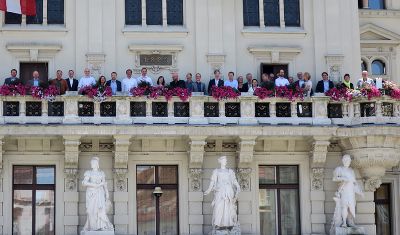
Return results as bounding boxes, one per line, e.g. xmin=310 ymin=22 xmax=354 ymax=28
xmin=20 ymin=62 xmax=49 ymax=85
xmin=136 ymin=165 xmax=179 ymax=235
xmin=261 ymin=64 xmax=288 ymax=78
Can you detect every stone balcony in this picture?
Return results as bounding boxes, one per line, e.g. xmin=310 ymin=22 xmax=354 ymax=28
xmin=0 ymin=93 xmax=399 ymax=125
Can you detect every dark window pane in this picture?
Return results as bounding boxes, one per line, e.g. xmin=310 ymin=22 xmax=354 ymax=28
xmin=259 ymin=189 xmax=277 ymax=235
xmin=369 ymin=0 xmax=385 ymax=9
xmin=35 ymin=190 xmax=55 ymax=235
xmin=375 ymin=184 xmax=389 ymax=200
xmin=5 ymin=12 xmax=22 ymax=24
xmin=159 ymin=190 xmax=178 ymax=234
xmin=279 ymin=166 xmax=298 ymax=184
xmin=13 ymin=190 xmax=33 ymax=234
xmin=167 ymin=0 xmax=183 ymax=25
xmin=137 ymin=189 xmax=156 ymax=234
xmin=280 ymin=189 xmax=300 ymax=234
xmin=146 ymin=0 xmax=162 ymax=25
xmin=158 ymin=166 xmax=178 ymax=184
xmin=376 ymin=204 xmax=391 ymax=235
xmin=36 ymin=167 xmax=55 ymax=184
xmin=14 ymin=166 xmax=34 ymax=184
xmin=137 ymin=166 xmax=155 ymax=184
xmin=264 ymin=0 xmax=280 ymax=26
xmin=259 ymin=166 xmax=276 ymax=184
xmin=27 ymin=0 xmax=43 ymax=24
xmin=243 ymin=0 xmax=259 ymax=26
xmin=284 ymin=0 xmax=300 ymax=26
xmin=47 ymin=0 xmax=64 ymax=24
xmin=126 ymin=0 xmax=142 ymax=25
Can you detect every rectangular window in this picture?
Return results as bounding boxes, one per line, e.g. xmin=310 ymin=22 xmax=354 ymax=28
xmin=167 ymin=0 xmax=183 ymax=25
xmin=243 ymin=0 xmax=260 ymax=26
xmin=13 ymin=166 xmax=55 ymax=235
xmin=27 ymin=0 xmax=44 ymax=24
xmin=259 ymin=165 xmax=300 ymax=235
xmin=146 ymin=0 xmax=162 ymax=25
xmin=125 ymin=0 xmax=142 ymax=25
xmin=136 ymin=165 xmax=179 ymax=235
xmin=263 ymin=0 xmax=280 ymax=26
xmin=284 ymin=0 xmax=300 ymax=27
xmin=374 ymin=183 xmax=392 ymax=235
xmin=369 ymin=0 xmax=385 ymax=9
xmin=47 ymin=0 xmax=64 ymax=24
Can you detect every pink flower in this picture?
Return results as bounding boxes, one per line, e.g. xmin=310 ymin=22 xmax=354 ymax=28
xmin=212 ymin=86 xmax=240 ymax=101
xmin=254 ymin=87 xmax=274 ymax=100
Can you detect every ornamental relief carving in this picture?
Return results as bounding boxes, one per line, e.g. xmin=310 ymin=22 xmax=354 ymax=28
xmin=114 ymin=168 xmax=128 ymax=192
xmin=189 ymin=168 xmax=203 ymax=191
xmin=64 ymin=168 xmax=79 ymax=191
xmin=311 ymin=168 xmax=324 ymax=191
xmin=236 ymin=168 xmax=252 ymax=191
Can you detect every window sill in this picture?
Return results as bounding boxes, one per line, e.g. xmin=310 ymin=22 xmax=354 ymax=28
xmin=0 ymin=24 xmax=68 ymax=34
xmin=122 ymin=25 xmax=189 ymax=37
xmin=241 ymin=27 xmax=307 ymax=39
xmin=359 ymin=9 xmax=400 ymax=18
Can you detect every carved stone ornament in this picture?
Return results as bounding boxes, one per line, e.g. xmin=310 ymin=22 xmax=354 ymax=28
xmin=114 ymin=168 xmax=128 ymax=192
xmin=236 ymin=168 xmax=252 ymax=191
xmin=311 ymin=168 xmax=324 ymax=191
xmin=364 ymin=177 xmax=382 ymax=192
xmin=64 ymin=168 xmax=79 ymax=191
xmin=189 ymin=168 xmax=203 ymax=191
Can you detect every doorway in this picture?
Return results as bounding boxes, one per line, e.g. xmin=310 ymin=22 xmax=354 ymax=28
xmin=136 ymin=165 xmax=179 ymax=235
xmin=19 ymin=62 xmax=49 ymax=85
xmin=260 ymin=64 xmax=288 ymax=78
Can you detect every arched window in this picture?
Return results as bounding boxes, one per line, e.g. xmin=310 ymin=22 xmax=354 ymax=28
xmin=369 ymin=0 xmax=385 ymax=9
xmin=361 ymin=60 xmax=367 ymax=72
xmin=371 ymin=60 xmax=386 ymax=75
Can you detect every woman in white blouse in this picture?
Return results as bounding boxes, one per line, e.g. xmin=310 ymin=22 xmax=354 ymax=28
xmin=303 ymin=72 xmax=313 ymax=97
xmin=248 ymin=79 xmax=259 ymax=93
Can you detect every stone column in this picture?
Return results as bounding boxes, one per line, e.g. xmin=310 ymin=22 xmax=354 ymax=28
xmin=63 ymin=135 xmax=81 ymax=235
xmin=236 ymin=136 xmax=257 ymax=234
xmin=113 ymin=135 xmax=130 ymax=234
xmin=309 ymin=136 xmax=330 ymax=235
xmin=188 ymin=136 xmax=207 ymax=235
xmin=339 ymin=136 xmax=400 ymax=235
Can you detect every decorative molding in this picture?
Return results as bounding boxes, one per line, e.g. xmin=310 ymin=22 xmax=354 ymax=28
xmin=359 ymin=9 xmax=400 ymax=18
xmin=236 ymin=168 xmax=252 ymax=191
xmin=80 ymin=143 xmax=114 ymax=152
xmin=6 ymin=43 xmax=62 ymax=62
xmin=325 ymin=55 xmax=344 ymax=84
xmin=359 ymin=23 xmax=400 ymax=45
xmin=241 ymin=28 xmax=307 ymax=39
xmin=64 ymin=168 xmax=79 ymax=191
xmin=63 ymin=136 xmax=81 ymax=169
xmin=311 ymin=168 xmax=324 ymax=191
xmin=206 ymin=54 xmax=226 ymax=70
xmin=363 ymin=177 xmax=382 ymax=192
xmin=113 ymin=135 xmax=131 ymax=169
xmin=189 ymin=168 xmax=203 ymax=191
xmin=129 ymin=44 xmax=184 ymax=74
xmin=188 ymin=136 xmax=207 ymax=168
xmin=309 ymin=137 xmax=331 ymax=166
xmin=114 ymin=168 xmax=128 ymax=192
xmin=248 ymin=46 xmax=302 ymax=64
xmin=86 ymin=53 xmax=106 ymax=79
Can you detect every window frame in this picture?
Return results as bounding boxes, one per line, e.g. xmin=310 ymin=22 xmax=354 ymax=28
xmin=374 ymin=183 xmax=392 ymax=235
xmin=136 ymin=165 xmax=179 ymax=235
xmin=12 ymin=165 xmax=56 ymax=235
xmin=259 ymin=165 xmax=301 ymax=235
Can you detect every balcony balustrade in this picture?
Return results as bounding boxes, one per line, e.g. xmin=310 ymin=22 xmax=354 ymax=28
xmin=0 ymin=93 xmax=399 ymax=125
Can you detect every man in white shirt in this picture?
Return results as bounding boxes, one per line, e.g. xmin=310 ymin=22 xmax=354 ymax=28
xmin=224 ymin=71 xmax=238 ymax=89
xmin=122 ymin=69 xmax=138 ymax=94
xmin=275 ymin=70 xmax=289 ymax=87
xmin=78 ymin=68 xmax=96 ymax=89
xmin=357 ymin=70 xmax=375 ymax=89
xmin=136 ymin=67 xmax=153 ymax=86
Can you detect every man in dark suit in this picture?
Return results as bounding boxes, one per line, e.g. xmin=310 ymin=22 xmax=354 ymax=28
xmin=208 ymin=69 xmax=224 ymax=95
xmin=192 ymin=73 xmax=207 ymax=95
xmin=65 ymin=70 xmax=79 ymax=91
xmin=4 ymin=69 xmax=22 ymax=85
xmin=106 ymin=72 xmax=122 ymax=95
xmin=316 ymin=72 xmax=334 ymax=93
xmin=169 ymin=72 xmax=186 ymax=89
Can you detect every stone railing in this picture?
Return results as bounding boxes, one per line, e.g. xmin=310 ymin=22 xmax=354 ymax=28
xmin=0 ymin=94 xmax=398 ymax=125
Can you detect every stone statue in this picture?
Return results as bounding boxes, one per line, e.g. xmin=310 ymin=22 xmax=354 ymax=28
xmin=81 ymin=157 xmax=114 ymax=234
xmin=204 ymin=156 xmax=241 ymax=234
xmin=331 ymin=154 xmax=365 ymax=235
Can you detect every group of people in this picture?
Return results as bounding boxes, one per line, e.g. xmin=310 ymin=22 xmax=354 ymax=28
xmin=3 ymin=67 xmax=379 ymax=97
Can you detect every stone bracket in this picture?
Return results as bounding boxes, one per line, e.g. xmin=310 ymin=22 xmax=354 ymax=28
xmin=188 ymin=136 xmax=207 ymax=168
xmin=113 ymin=135 xmax=131 ymax=169
xmin=237 ymin=136 xmax=257 ymax=166
xmin=189 ymin=168 xmax=203 ymax=192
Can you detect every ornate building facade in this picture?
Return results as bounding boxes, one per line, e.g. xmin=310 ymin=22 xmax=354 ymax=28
xmin=0 ymin=1 xmax=399 ymax=235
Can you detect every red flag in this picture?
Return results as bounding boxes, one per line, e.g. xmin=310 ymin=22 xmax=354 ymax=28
xmin=20 ymin=0 xmax=36 ymax=16
xmin=0 ymin=0 xmax=36 ymax=16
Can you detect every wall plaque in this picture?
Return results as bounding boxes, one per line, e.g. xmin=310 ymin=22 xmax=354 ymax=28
xmin=140 ymin=54 xmax=173 ymax=66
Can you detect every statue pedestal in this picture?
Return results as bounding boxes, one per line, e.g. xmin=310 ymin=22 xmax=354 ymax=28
xmin=334 ymin=226 xmax=366 ymax=235
xmin=81 ymin=231 xmax=115 ymax=235
xmin=211 ymin=225 xmax=241 ymax=235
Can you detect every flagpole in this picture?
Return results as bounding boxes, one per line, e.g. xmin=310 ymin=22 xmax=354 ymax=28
xmin=43 ymin=0 xmax=47 ymax=25
xmin=0 ymin=10 xmax=4 ymax=29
